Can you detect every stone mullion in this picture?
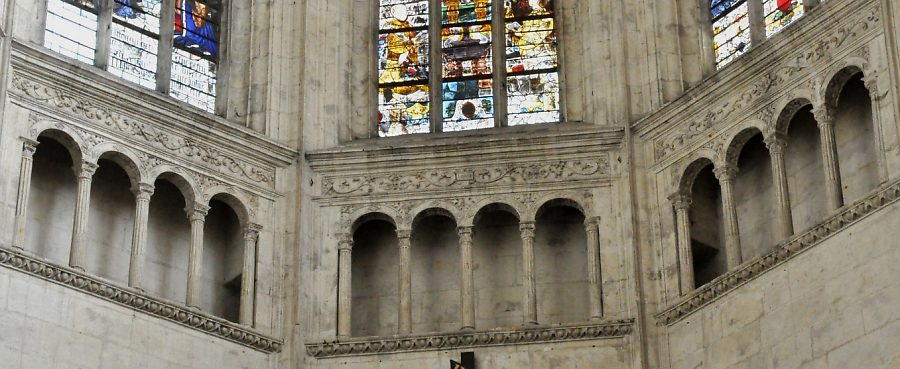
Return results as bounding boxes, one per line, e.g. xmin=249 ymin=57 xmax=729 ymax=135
xmin=94 ymin=0 xmax=113 ymax=69
xmin=804 ymin=0 xmax=820 ymax=10
xmin=669 ymin=193 xmax=695 ymax=294
xmin=186 ymin=203 xmax=210 ymax=308
xmin=337 ymin=234 xmax=354 ymax=338
xmin=491 ymin=0 xmax=508 ymax=128
xmin=813 ymin=107 xmax=845 ymax=211
xmin=69 ymin=161 xmax=99 ymax=271
xmin=458 ymin=226 xmax=475 ymax=330
xmin=128 ymin=182 xmax=155 ymax=290
xmin=429 ymin=0 xmax=443 ymax=132
xmin=583 ymin=217 xmax=603 ymax=320
xmin=397 ymin=229 xmax=413 ymax=334
xmin=520 ymin=221 xmax=538 ymax=325
xmin=747 ymin=0 xmax=766 ymax=46
xmin=765 ymin=135 xmax=795 ymax=240
xmin=863 ymin=76 xmax=891 ymax=184
xmin=12 ymin=138 xmax=40 ymax=251
xmin=714 ymin=166 xmax=742 ymax=269
xmin=156 ymin=0 xmax=176 ymax=93
xmin=240 ymin=224 xmax=262 ymax=327
xmin=698 ymin=0 xmax=717 ymax=76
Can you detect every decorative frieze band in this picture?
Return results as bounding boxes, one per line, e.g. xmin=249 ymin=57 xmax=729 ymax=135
xmin=322 ymin=157 xmax=610 ymax=197
xmin=0 ymin=247 xmax=283 ymax=353
xmin=656 ymin=179 xmax=900 ymax=325
xmin=305 ymin=319 xmax=634 ymax=358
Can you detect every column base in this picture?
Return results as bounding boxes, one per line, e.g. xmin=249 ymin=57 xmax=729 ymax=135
xmin=460 ymin=325 xmax=476 ymax=332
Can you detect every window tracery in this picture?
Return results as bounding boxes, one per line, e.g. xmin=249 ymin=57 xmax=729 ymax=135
xmin=710 ymin=0 xmax=812 ymax=69
xmin=378 ymin=0 xmax=561 ymax=137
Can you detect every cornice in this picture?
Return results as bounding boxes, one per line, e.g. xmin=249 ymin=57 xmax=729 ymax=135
xmin=0 ymin=246 xmax=284 ymax=353
xmin=9 ymin=40 xmax=298 ymax=170
xmin=656 ymin=178 xmax=900 ymax=325
xmin=305 ymin=319 xmax=634 ymax=358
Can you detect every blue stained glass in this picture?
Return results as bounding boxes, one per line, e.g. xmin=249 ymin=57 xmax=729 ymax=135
xmin=174 ymin=0 xmax=219 ymax=59
xmin=710 ymin=0 xmax=742 ymax=19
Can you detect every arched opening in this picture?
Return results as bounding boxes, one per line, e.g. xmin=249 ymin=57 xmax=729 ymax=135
xmin=145 ymin=176 xmax=192 ymax=303
xmin=26 ymin=135 xmax=77 ymax=265
xmin=784 ymin=105 xmax=829 ymax=233
xmin=411 ymin=209 xmax=460 ymax=333
xmin=832 ymin=71 xmax=879 ymax=203
xmin=689 ymin=162 xmax=727 ymax=287
xmin=534 ymin=200 xmax=589 ymax=324
xmin=201 ymin=196 xmax=245 ymax=323
xmin=473 ymin=203 xmax=522 ymax=329
xmin=84 ymin=156 xmax=136 ymax=284
xmin=351 ymin=215 xmax=399 ymax=337
xmin=732 ymin=131 xmax=777 ymax=260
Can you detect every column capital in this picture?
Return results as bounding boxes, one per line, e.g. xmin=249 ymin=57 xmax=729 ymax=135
xmin=75 ymin=161 xmax=99 ymax=179
xmin=188 ymin=203 xmax=210 ymax=221
xmin=519 ymin=221 xmax=536 ymax=237
xmin=584 ymin=217 xmax=601 ymax=231
xmin=133 ymin=182 xmax=155 ymax=201
xmin=337 ymin=233 xmax=354 ymax=251
xmin=764 ymin=133 xmax=789 ymax=154
xmin=812 ymin=106 xmax=834 ymax=127
xmin=20 ymin=137 xmax=40 ymax=157
xmin=457 ymin=226 xmax=474 ymax=237
xmin=668 ymin=192 xmax=693 ymax=210
xmin=396 ymin=229 xmax=412 ymax=240
xmin=863 ymin=74 xmax=879 ymax=95
xmin=244 ymin=223 xmax=263 ymax=241
xmin=713 ymin=165 xmax=738 ymax=182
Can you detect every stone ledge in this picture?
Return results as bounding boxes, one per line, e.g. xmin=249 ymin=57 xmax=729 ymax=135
xmin=656 ymin=179 xmax=900 ymax=325
xmin=304 ymin=319 xmax=634 ymax=358
xmin=0 ymin=247 xmax=284 ymax=353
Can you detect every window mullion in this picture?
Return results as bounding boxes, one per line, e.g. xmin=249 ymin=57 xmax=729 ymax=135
xmin=747 ymin=0 xmax=766 ymax=46
xmin=552 ymin=1 xmax=566 ymax=123
xmin=94 ymin=0 xmax=114 ymax=69
xmin=491 ymin=0 xmax=507 ymax=128
xmin=429 ymin=0 xmax=443 ymax=133
xmin=156 ymin=0 xmax=175 ymax=94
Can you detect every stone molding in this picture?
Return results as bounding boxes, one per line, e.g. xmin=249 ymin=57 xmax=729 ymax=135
xmin=656 ymin=179 xmax=900 ymax=325
xmin=0 ymin=247 xmax=284 ymax=353
xmin=304 ymin=319 xmax=634 ymax=358
xmin=642 ymin=0 xmax=879 ymax=164
xmin=8 ymin=41 xmax=297 ymax=188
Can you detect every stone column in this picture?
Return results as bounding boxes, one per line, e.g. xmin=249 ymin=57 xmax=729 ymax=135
xmin=397 ymin=229 xmax=413 ymax=334
xmin=186 ymin=203 xmax=210 ymax=308
xmin=520 ymin=222 xmax=538 ymax=325
xmin=714 ymin=165 xmax=742 ymax=269
xmin=813 ymin=107 xmax=845 ymax=211
xmin=127 ymin=182 xmax=155 ymax=290
xmin=765 ymin=134 xmax=795 ymax=240
xmin=668 ymin=193 xmax=695 ymax=295
xmin=863 ymin=75 xmax=890 ymax=184
xmin=337 ymin=234 xmax=354 ymax=338
xmin=747 ymin=0 xmax=766 ymax=45
xmin=12 ymin=138 xmax=40 ymax=250
xmin=584 ymin=217 xmax=603 ymax=320
xmin=69 ymin=161 xmax=99 ymax=271
xmin=805 ymin=0 xmax=820 ymax=10
xmin=458 ymin=226 xmax=475 ymax=330
xmin=240 ymin=224 xmax=261 ymax=327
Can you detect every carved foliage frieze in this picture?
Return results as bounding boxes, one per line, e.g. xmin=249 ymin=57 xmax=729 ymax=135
xmin=9 ymin=74 xmax=275 ymax=185
xmin=323 ymin=157 xmax=610 ymax=197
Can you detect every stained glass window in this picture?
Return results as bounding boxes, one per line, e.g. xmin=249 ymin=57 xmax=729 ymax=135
xmin=505 ymin=0 xmax=559 ymax=126
xmin=378 ymin=0 xmax=431 ymax=137
xmin=763 ymin=0 xmax=803 ymax=37
xmin=377 ymin=0 xmax=561 ymax=137
xmin=44 ymin=0 xmax=99 ymax=64
xmin=710 ymin=0 xmax=750 ymax=68
xmin=44 ymin=0 xmax=221 ymax=113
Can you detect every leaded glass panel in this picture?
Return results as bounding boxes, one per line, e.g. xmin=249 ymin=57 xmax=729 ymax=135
xmin=441 ymin=0 xmax=493 ymax=132
xmin=711 ymin=0 xmax=750 ymax=68
xmin=507 ymin=72 xmax=559 ymax=126
xmin=505 ymin=0 xmax=559 ymax=126
xmin=378 ymin=0 xmax=431 ymax=137
xmin=171 ymin=0 xmax=220 ymax=112
xmin=763 ymin=0 xmax=803 ymax=37
xmin=109 ymin=0 xmax=162 ymax=89
xmin=171 ymin=48 xmax=217 ymax=112
xmin=44 ymin=0 xmax=99 ymax=64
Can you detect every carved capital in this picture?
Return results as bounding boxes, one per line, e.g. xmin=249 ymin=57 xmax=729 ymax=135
xmin=188 ymin=203 xmax=210 ymax=222
xmin=584 ymin=217 xmax=601 ymax=232
xmin=457 ymin=226 xmax=474 ymax=237
xmin=668 ymin=193 xmax=692 ymax=211
xmin=20 ymin=137 xmax=39 ymax=158
xmin=764 ymin=133 xmax=789 ymax=155
xmin=337 ymin=233 xmax=354 ymax=252
xmin=713 ymin=165 xmax=738 ymax=182
xmin=812 ymin=106 xmax=834 ymax=127
xmin=396 ymin=229 xmax=413 ymax=241
xmin=133 ymin=182 xmax=155 ymax=201
xmin=519 ymin=222 xmax=536 ymax=239
xmin=74 ymin=161 xmax=99 ymax=180
xmin=244 ymin=223 xmax=263 ymax=242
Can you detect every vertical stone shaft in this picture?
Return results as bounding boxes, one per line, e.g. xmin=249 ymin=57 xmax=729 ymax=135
xmin=669 ymin=193 xmax=695 ymax=294
xmin=747 ymin=0 xmax=766 ymax=45
xmin=397 ymin=229 xmax=413 ymax=334
xmin=128 ymin=183 xmax=155 ymax=290
xmin=458 ymin=226 xmax=475 ymax=330
xmin=805 ymin=0 xmax=821 ymax=10
xmin=520 ymin=222 xmax=538 ymax=325
xmin=714 ymin=166 xmax=742 ymax=269
xmin=69 ymin=161 xmax=98 ymax=271
xmin=766 ymin=135 xmax=795 ymax=240
xmin=337 ymin=234 xmax=354 ymax=338
xmin=240 ymin=225 xmax=261 ymax=326
xmin=814 ymin=108 xmax=845 ymax=211
xmin=186 ymin=203 xmax=210 ymax=308
xmin=584 ymin=217 xmax=603 ymax=320
xmin=12 ymin=139 xmax=39 ymax=250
